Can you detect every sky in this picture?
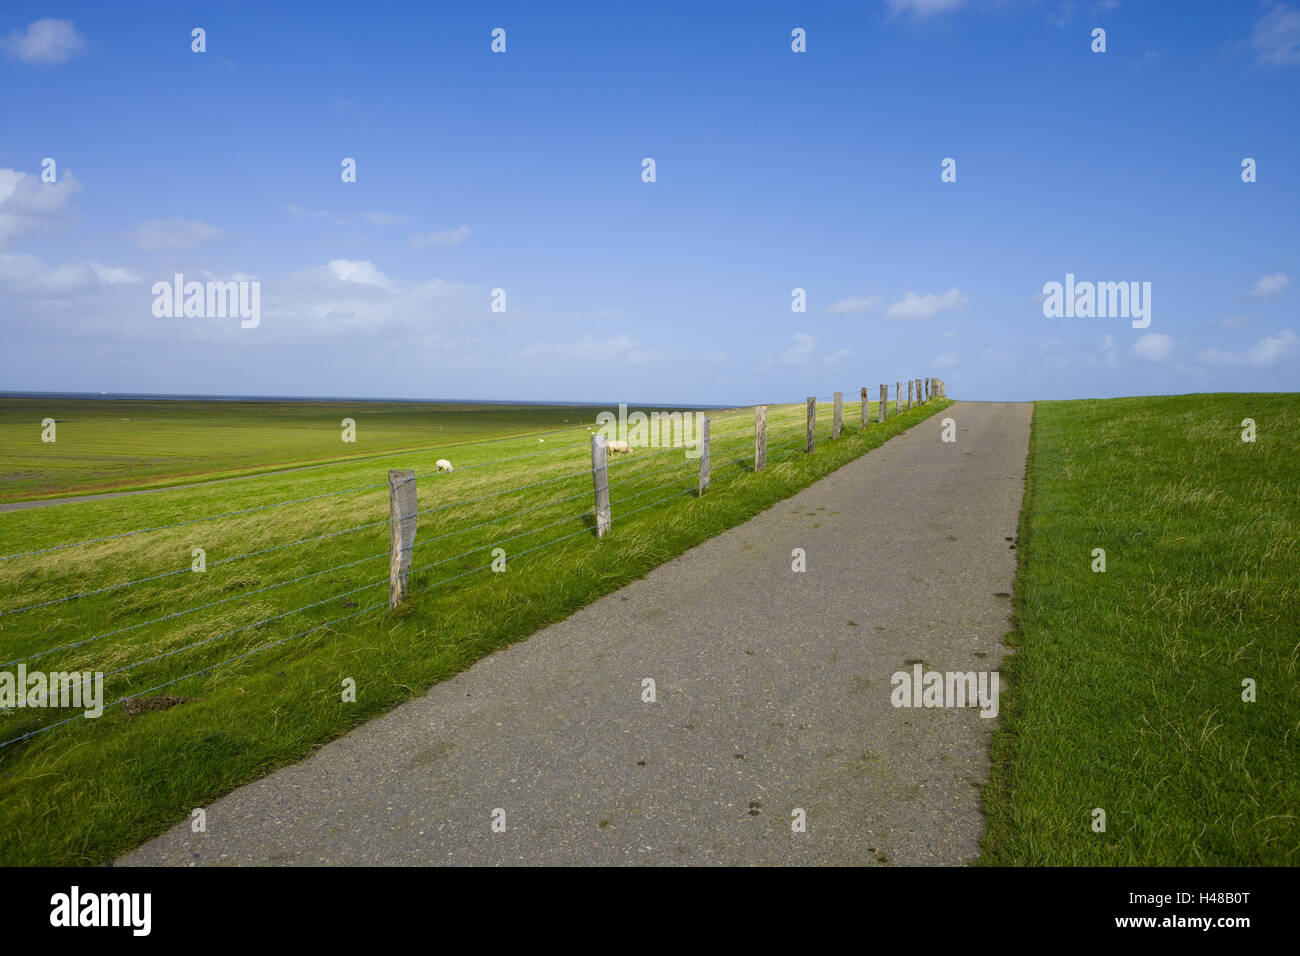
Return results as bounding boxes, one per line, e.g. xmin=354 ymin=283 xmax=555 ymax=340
xmin=1 ymin=0 xmax=1297 ymax=405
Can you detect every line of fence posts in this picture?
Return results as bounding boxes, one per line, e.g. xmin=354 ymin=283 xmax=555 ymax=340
xmin=385 ymin=380 xmax=952 ymax=606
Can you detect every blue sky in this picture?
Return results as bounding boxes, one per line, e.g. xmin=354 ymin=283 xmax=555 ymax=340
xmin=1 ymin=0 xmax=1297 ymax=404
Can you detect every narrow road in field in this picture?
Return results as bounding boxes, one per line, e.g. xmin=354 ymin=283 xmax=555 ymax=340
xmin=119 ymin=401 xmax=1033 ymax=867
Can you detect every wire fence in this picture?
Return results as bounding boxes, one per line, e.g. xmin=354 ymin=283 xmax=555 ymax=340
xmin=0 ymin=383 xmax=944 ymax=750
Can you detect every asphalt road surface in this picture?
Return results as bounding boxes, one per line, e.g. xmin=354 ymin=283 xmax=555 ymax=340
xmin=119 ymin=401 xmax=1033 ymax=866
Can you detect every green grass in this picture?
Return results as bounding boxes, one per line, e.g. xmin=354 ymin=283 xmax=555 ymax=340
xmin=981 ymin=393 xmax=1298 ymax=866
xmin=0 ymin=395 xmax=949 ymax=866
xmin=0 ymin=398 xmax=617 ymax=501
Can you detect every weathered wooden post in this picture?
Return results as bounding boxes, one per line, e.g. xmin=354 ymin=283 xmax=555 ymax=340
xmin=832 ymin=392 xmax=843 ymax=439
xmin=591 ymin=434 xmax=611 ymax=538
xmin=698 ymin=416 xmax=711 ymax=495
xmin=861 ymin=386 xmax=869 ymax=427
xmin=806 ymin=397 xmax=816 ymax=453
xmin=755 ymin=405 xmax=767 ymax=472
xmin=907 ymin=380 xmax=914 ymax=411
xmin=895 ymin=382 xmax=901 ymax=416
xmin=879 ymin=385 xmax=887 ymax=423
xmin=388 ymin=468 xmax=417 ymax=608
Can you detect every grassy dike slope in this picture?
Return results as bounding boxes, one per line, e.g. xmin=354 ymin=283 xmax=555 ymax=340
xmin=0 ymin=398 xmax=949 ymax=866
xmin=982 ymin=394 xmax=1298 ymax=865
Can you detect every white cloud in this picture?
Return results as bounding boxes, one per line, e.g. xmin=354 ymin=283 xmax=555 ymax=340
xmin=780 ymin=332 xmax=816 ymax=366
xmin=1219 ymin=315 xmax=1254 ymax=330
xmin=285 ymin=206 xmax=406 ymax=228
xmin=934 ymin=353 xmax=958 ymax=368
xmin=1254 ymin=1 xmax=1300 ymax=66
xmin=133 ymin=218 xmax=224 ymax=252
xmin=1244 ymin=272 xmax=1289 ymax=301
xmin=1102 ymin=334 xmax=1118 ymax=367
xmin=0 ymin=252 xmax=139 ymax=295
xmin=359 ymin=212 xmax=407 ymax=227
xmin=886 ymin=0 xmax=967 ymax=18
xmin=410 ymin=226 xmax=471 ymax=247
xmin=2 ymin=18 xmax=85 ymax=64
xmin=327 ymin=259 xmax=391 ymax=286
xmin=1131 ymin=333 xmax=1174 ymax=362
xmin=521 ymin=333 xmax=671 ymax=365
xmin=826 ymin=295 xmax=880 ymax=315
xmin=937 ymin=329 xmax=958 ymax=340
xmin=885 ymin=288 xmax=968 ymax=321
xmin=1197 ymin=329 xmax=1298 ymax=368
xmin=821 ymin=347 xmax=852 ymax=366
xmin=0 ymin=168 xmax=82 ymax=248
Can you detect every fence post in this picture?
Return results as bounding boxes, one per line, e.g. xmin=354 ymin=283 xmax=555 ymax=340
xmin=907 ymin=380 xmax=913 ymax=411
xmin=832 ymin=392 xmax=843 ymax=439
xmin=591 ymin=434 xmax=611 ymax=538
xmin=895 ymin=382 xmax=901 ymax=416
xmin=698 ymin=416 xmax=711 ymax=495
xmin=388 ymin=468 xmax=417 ymax=609
xmin=879 ymin=384 xmax=887 ymax=423
xmin=755 ymin=405 xmax=767 ymax=472
xmin=806 ymin=396 xmax=816 ymax=453
xmin=861 ymin=386 xmax=869 ymax=427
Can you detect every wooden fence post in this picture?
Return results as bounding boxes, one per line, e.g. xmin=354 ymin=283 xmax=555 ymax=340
xmin=832 ymin=392 xmax=843 ymax=439
xmin=755 ymin=405 xmax=767 ymax=472
xmin=698 ymin=416 xmax=711 ymax=495
xmin=806 ymin=397 xmax=816 ymax=453
xmin=861 ymin=386 xmax=869 ymax=427
xmin=388 ymin=468 xmax=417 ymax=609
xmin=907 ymin=380 xmax=913 ymax=411
xmin=895 ymin=382 xmax=901 ymax=416
xmin=879 ymin=384 xmax=887 ymax=423
xmin=591 ymin=434 xmax=611 ymax=538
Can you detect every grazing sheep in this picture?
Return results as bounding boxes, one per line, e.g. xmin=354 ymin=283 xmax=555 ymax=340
xmin=436 ymin=459 xmax=453 ymax=473
xmin=607 ymin=439 xmax=632 ymax=454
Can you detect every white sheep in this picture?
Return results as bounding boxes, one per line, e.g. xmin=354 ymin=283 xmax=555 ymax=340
xmin=436 ymin=459 xmax=453 ymax=473
xmin=607 ymin=440 xmax=632 ymax=455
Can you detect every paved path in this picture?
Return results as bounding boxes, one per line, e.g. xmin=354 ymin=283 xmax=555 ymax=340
xmin=119 ymin=401 xmax=1033 ymax=867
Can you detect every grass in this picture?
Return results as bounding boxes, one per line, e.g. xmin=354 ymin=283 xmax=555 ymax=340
xmin=981 ymin=393 xmax=1299 ymax=866
xmin=0 ymin=397 xmax=620 ymax=501
xmin=0 ymin=394 xmax=949 ymax=866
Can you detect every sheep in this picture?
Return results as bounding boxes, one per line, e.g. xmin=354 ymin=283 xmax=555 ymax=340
xmin=607 ymin=440 xmax=632 ymax=454
xmin=435 ymin=459 xmax=453 ymax=473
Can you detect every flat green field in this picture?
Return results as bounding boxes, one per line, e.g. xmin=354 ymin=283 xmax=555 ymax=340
xmin=982 ymin=394 xmax=1298 ymax=866
xmin=0 ymin=393 xmax=948 ymax=866
xmin=0 ymin=397 xmax=613 ymax=502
